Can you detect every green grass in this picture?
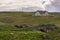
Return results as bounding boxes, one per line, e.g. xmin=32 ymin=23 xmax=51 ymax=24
xmin=47 ymin=28 xmax=60 ymax=40
xmin=0 ymin=12 xmax=60 ymax=30
xmin=0 ymin=29 xmax=60 ymax=40
xmin=0 ymin=31 xmax=45 ymax=40
xmin=0 ymin=12 xmax=60 ymax=40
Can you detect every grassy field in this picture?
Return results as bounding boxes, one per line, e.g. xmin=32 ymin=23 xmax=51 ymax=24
xmin=0 ymin=12 xmax=60 ymax=29
xmin=0 ymin=12 xmax=60 ymax=40
xmin=0 ymin=31 xmax=45 ymax=40
xmin=0 ymin=30 xmax=60 ymax=40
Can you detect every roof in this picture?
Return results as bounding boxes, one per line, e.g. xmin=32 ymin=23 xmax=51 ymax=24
xmin=35 ymin=10 xmax=48 ymax=14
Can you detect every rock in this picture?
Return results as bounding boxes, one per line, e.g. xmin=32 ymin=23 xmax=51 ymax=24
xmin=15 ymin=25 xmax=23 ymax=28
xmin=15 ymin=25 xmax=28 ymax=28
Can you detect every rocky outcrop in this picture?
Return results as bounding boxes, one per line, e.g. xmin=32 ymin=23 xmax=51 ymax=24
xmin=14 ymin=24 xmax=58 ymax=32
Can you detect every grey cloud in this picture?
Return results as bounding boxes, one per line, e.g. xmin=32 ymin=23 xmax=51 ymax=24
xmin=0 ymin=0 xmax=60 ymax=12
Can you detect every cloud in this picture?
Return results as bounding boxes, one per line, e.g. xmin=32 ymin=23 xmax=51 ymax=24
xmin=44 ymin=0 xmax=60 ymax=12
xmin=0 ymin=0 xmax=60 ymax=12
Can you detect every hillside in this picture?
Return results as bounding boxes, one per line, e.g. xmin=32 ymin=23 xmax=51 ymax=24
xmin=0 ymin=12 xmax=60 ymax=25
xmin=0 ymin=12 xmax=60 ymax=30
xmin=0 ymin=12 xmax=60 ymax=40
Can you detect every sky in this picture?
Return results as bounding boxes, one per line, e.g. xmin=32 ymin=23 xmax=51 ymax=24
xmin=0 ymin=0 xmax=60 ymax=12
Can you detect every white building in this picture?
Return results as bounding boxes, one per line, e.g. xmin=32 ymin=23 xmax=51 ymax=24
xmin=35 ymin=10 xmax=48 ymax=16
